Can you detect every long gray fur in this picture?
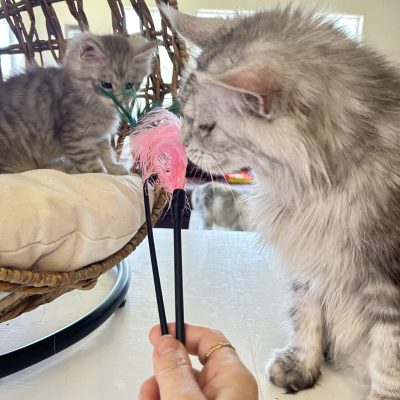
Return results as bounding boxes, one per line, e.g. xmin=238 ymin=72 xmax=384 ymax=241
xmin=164 ymin=4 xmax=400 ymax=399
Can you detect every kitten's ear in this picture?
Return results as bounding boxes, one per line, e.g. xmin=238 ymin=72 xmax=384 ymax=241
xmin=159 ymin=4 xmax=231 ymax=48
xmin=196 ymin=67 xmax=282 ymax=118
xmin=130 ymin=36 xmax=158 ymax=62
xmin=129 ymin=35 xmax=158 ymax=74
xmin=79 ymin=35 xmax=106 ymax=64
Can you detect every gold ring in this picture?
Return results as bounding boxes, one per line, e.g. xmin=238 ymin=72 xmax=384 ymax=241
xmin=204 ymin=342 xmax=235 ymax=363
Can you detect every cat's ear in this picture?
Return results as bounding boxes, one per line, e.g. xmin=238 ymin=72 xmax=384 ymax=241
xmin=79 ymin=35 xmax=106 ymax=64
xmin=196 ymin=67 xmax=282 ymax=118
xmin=129 ymin=35 xmax=158 ymax=74
xmin=129 ymin=36 xmax=158 ymax=63
xmin=159 ymin=4 xmax=231 ymax=48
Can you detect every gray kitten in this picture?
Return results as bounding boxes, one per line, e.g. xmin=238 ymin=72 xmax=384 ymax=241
xmin=0 ymin=33 xmax=156 ymax=174
xmin=191 ymin=181 xmax=248 ymax=230
xmin=164 ymin=5 xmax=400 ymax=400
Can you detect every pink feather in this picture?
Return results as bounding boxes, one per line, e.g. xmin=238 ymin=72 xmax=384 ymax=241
xmin=130 ymin=109 xmax=187 ymax=193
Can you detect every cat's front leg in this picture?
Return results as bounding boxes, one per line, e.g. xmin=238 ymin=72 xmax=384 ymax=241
xmin=45 ymin=157 xmax=80 ymax=174
xmin=367 ymin=323 xmax=400 ymax=400
xmin=62 ymin=138 xmax=105 ymax=173
xmin=98 ymin=138 xmax=130 ymax=175
xmin=268 ymin=281 xmax=324 ymax=393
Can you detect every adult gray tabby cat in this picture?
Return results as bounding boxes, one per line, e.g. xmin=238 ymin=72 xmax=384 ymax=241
xmin=164 ymin=5 xmax=400 ymax=400
xmin=0 ymin=33 xmax=156 ymax=174
xmin=191 ymin=181 xmax=248 ymax=230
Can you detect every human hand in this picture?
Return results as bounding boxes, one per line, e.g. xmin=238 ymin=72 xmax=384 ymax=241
xmin=139 ymin=323 xmax=258 ymax=400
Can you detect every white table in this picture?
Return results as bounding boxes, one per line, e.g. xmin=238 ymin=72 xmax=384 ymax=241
xmin=0 ymin=229 xmax=367 ymax=399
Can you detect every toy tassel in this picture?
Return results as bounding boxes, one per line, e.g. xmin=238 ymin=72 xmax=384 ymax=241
xmin=131 ymin=109 xmax=187 ymax=343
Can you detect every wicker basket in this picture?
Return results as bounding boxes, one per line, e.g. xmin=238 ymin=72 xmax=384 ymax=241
xmin=0 ymin=0 xmax=187 ymax=323
xmin=0 ymin=188 xmax=168 ymax=323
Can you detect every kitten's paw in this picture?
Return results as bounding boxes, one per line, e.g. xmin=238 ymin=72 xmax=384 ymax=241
xmin=106 ymin=164 xmax=130 ymax=175
xmin=366 ymin=393 xmax=400 ymax=400
xmin=268 ymin=350 xmax=321 ymax=393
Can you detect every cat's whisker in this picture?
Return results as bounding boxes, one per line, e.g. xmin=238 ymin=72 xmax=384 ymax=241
xmin=188 ymin=153 xmax=203 ymax=179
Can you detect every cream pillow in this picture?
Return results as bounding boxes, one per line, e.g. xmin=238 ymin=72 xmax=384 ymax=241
xmin=0 ymin=170 xmax=151 ymax=272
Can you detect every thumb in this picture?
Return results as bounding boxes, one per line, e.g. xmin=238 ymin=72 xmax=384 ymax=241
xmin=153 ymin=335 xmax=206 ymax=400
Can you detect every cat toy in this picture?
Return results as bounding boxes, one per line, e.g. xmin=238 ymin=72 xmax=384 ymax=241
xmin=131 ymin=108 xmax=187 ymax=344
xmin=100 ymin=85 xmax=187 ymax=342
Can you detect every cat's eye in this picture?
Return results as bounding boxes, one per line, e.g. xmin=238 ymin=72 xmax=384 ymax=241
xmin=101 ymin=81 xmax=113 ymax=90
xmin=199 ymin=122 xmax=216 ymax=133
xmin=125 ymin=82 xmax=134 ymax=91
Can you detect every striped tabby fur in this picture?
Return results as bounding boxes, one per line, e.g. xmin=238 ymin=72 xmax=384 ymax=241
xmin=0 ymin=33 xmax=156 ymax=174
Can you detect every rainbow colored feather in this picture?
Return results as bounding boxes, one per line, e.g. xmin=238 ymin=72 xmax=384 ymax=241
xmin=130 ymin=109 xmax=187 ymax=193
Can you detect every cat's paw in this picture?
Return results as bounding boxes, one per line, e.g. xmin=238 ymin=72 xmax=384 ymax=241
xmin=365 ymin=393 xmax=400 ymax=400
xmin=268 ymin=350 xmax=321 ymax=393
xmin=106 ymin=164 xmax=130 ymax=175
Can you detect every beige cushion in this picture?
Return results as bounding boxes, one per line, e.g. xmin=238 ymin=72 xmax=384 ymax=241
xmin=0 ymin=170 xmax=150 ymax=272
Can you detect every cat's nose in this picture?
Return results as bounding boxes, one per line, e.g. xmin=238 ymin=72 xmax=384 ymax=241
xmin=180 ymin=133 xmax=191 ymax=147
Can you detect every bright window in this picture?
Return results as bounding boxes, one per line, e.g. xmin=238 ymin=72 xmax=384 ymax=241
xmin=125 ymin=6 xmax=173 ymax=91
xmin=196 ymin=9 xmax=253 ymax=19
xmin=196 ymin=9 xmax=363 ymax=40
xmin=0 ymin=19 xmax=13 ymax=79
xmin=0 ymin=20 xmax=25 ymax=79
xmin=331 ymin=14 xmax=363 ymax=40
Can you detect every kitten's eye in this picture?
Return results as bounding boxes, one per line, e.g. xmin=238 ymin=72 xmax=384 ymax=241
xmin=125 ymin=82 xmax=134 ymax=91
xmin=199 ymin=122 xmax=216 ymax=133
xmin=101 ymin=81 xmax=113 ymax=90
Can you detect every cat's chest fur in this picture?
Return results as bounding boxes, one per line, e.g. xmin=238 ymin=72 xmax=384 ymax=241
xmin=251 ymin=182 xmax=374 ymax=352
xmin=251 ymin=181 xmax=362 ymax=284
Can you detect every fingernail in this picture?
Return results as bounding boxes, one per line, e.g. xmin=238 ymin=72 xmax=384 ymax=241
xmin=156 ymin=335 xmax=179 ymax=355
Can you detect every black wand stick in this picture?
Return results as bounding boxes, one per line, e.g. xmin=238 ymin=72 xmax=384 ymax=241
xmin=143 ymin=180 xmax=169 ymax=335
xmin=171 ymin=188 xmax=186 ymax=344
